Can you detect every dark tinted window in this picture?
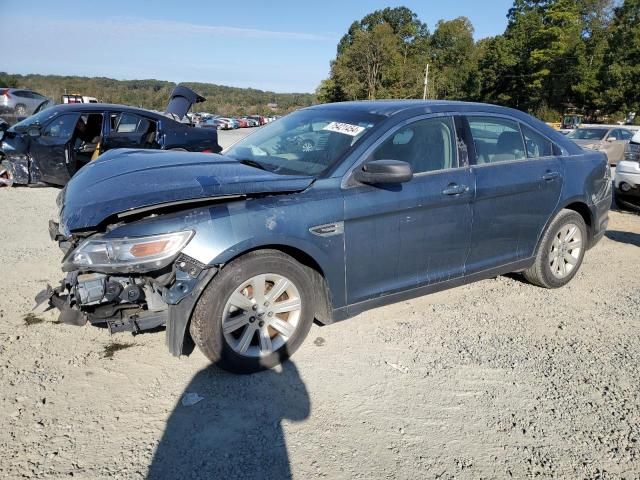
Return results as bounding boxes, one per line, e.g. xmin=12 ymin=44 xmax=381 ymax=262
xmin=372 ymin=116 xmax=457 ymax=173
xmin=521 ymin=124 xmax=554 ymax=158
xmin=12 ymin=90 xmax=30 ymax=98
xmin=42 ymin=114 xmax=78 ymax=140
xmin=468 ymin=117 xmax=525 ymax=164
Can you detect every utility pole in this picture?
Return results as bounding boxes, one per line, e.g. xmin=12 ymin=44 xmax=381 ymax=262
xmin=422 ymin=64 xmax=430 ymax=100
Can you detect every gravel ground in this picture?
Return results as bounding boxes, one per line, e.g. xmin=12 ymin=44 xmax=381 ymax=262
xmin=0 ymin=133 xmax=639 ymax=479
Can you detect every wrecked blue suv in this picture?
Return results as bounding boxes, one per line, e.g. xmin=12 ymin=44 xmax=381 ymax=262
xmin=39 ymin=101 xmax=611 ymax=373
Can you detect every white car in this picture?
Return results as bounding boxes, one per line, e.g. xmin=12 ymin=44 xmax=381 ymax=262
xmin=614 ymin=130 xmax=640 ymax=210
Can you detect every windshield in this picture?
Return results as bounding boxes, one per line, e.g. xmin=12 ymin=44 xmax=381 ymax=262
xmin=11 ymin=107 xmax=59 ymax=130
xmin=567 ymin=128 xmax=607 ymax=141
xmin=225 ymin=109 xmax=382 ymax=176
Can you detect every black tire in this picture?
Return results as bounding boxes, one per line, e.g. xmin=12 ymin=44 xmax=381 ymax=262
xmin=14 ymin=104 xmax=27 ymax=116
xmin=169 ymin=147 xmax=188 ymax=152
xmin=523 ymin=209 xmax=587 ymax=289
xmin=190 ymin=250 xmax=315 ymax=374
xmin=614 ymin=190 xmax=640 ymax=213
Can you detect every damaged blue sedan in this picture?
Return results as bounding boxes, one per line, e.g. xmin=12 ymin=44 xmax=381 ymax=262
xmin=39 ymin=101 xmax=611 ymax=373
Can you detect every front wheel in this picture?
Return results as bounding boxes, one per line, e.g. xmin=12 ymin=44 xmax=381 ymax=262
xmin=523 ymin=209 xmax=587 ymax=288
xmin=190 ymin=250 xmax=315 ymax=374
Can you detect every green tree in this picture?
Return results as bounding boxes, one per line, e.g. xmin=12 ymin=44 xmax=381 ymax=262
xmin=429 ymin=17 xmax=478 ymax=100
xmin=601 ymin=0 xmax=640 ymax=115
xmin=332 ymin=23 xmax=402 ymax=100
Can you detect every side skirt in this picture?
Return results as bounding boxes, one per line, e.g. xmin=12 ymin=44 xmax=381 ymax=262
xmin=332 ymin=258 xmax=534 ymax=322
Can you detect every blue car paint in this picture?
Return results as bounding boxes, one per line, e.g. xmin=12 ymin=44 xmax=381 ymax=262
xmin=61 ymin=149 xmax=314 ymax=233
xmin=54 ymin=100 xmax=611 ymax=356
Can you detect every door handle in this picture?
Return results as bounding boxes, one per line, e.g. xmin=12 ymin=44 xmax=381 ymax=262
xmin=442 ymin=184 xmax=469 ymax=196
xmin=542 ymin=171 xmax=559 ymax=181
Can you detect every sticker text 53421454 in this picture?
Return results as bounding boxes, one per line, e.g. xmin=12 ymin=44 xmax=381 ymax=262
xmin=322 ymin=122 xmax=366 ymax=137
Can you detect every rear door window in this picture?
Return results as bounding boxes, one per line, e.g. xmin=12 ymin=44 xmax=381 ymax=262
xmin=468 ymin=117 xmax=525 ymax=164
xmin=111 ymin=113 xmax=152 ymax=134
xmin=521 ymin=124 xmax=554 ymax=158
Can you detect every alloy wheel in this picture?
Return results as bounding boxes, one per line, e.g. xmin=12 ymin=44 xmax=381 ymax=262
xmin=548 ymin=223 xmax=583 ymax=279
xmin=222 ymin=273 xmax=302 ymax=358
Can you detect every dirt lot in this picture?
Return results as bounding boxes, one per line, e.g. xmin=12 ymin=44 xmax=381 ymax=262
xmin=0 ymin=134 xmax=639 ymax=479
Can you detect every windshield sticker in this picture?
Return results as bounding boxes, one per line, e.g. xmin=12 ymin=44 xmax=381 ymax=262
xmin=322 ymin=122 xmax=366 ymax=137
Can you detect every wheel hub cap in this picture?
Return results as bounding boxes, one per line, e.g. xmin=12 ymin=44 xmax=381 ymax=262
xmin=221 ymin=273 xmax=302 ymax=358
xmin=549 ymin=223 xmax=582 ymax=279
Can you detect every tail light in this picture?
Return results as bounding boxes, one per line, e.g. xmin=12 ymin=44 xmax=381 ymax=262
xmin=0 ymin=89 xmax=10 ymax=99
xmin=202 ymin=149 xmax=213 ymax=153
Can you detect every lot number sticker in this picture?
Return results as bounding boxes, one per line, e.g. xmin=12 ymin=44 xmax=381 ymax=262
xmin=322 ymin=122 xmax=366 ymax=137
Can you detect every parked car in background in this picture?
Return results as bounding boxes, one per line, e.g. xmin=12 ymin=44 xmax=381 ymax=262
xmin=198 ymin=118 xmax=228 ymax=130
xmin=614 ymin=130 xmax=640 ymax=211
xmin=235 ymin=118 xmax=248 ymax=128
xmin=0 ymin=88 xmax=49 ymax=116
xmin=248 ymin=115 xmax=266 ymax=126
xmin=242 ymin=117 xmax=259 ymax=127
xmin=39 ymin=100 xmax=611 ymax=374
xmin=218 ymin=117 xmax=239 ymax=129
xmin=0 ymin=86 xmax=221 ymax=186
xmin=62 ymin=94 xmax=99 ymax=104
xmin=567 ymin=126 xmax=635 ymax=164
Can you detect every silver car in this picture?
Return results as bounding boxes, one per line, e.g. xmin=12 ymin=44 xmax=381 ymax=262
xmin=567 ymin=126 xmax=635 ymax=165
xmin=0 ymin=88 xmax=49 ymax=116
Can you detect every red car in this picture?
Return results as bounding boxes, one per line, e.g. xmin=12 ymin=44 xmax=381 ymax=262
xmin=248 ymin=115 xmax=266 ymax=126
xmin=235 ymin=118 xmax=248 ymax=128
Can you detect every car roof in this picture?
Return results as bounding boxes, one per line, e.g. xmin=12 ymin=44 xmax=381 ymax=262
xmin=305 ymin=100 xmax=533 ymax=117
xmin=45 ymin=102 xmax=166 ymax=119
xmin=307 ymin=100 xmax=582 ymax=155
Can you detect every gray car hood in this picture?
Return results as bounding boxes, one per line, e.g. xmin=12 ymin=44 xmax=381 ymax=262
xmin=60 ymin=149 xmax=314 ymax=233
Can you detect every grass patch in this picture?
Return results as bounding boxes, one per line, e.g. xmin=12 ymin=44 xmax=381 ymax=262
xmin=103 ymin=342 xmax=135 ymax=359
xmin=23 ymin=313 xmax=45 ymax=326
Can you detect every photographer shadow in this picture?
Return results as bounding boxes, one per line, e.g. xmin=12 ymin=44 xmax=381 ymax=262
xmin=147 ymin=359 xmax=310 ymax=480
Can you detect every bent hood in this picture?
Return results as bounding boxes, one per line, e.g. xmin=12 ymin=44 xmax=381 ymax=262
xmin=60 ymin=149 xmax=314 ymax=233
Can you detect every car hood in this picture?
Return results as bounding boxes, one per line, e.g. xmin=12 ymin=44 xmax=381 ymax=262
xmin=165 ymin=85 xmax=206 ymax=120
xmin=60 ymin=149 xmax=314 ymax=233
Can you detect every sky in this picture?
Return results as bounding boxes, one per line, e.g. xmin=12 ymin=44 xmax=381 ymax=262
xmin=2 ymin=0 xmax=514 ymax=93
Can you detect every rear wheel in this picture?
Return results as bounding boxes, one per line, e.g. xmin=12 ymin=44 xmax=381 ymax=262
xmin=523 ymin=209 xmax=587 ymax=288
xmin=14 ymin=104 xmax=26 ymax=116
xmin=190 ymin=250 xmax=315 ymax=374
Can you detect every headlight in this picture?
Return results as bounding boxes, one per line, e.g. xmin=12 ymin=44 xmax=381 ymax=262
xmin=63 ymin=231 xmax=194 ymax=273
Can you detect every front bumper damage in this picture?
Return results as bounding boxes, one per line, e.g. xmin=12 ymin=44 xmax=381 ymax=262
xmin=35 ymin=253 xmax=217 ymax=356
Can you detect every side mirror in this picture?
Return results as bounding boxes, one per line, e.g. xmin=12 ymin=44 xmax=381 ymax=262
xmin=607 ymin=137 xmax=617 ymax=142
xmin=354 ymin=159 xmax=413 ymax=185
xmin=28 ymin=126 xmax=41 ymax=138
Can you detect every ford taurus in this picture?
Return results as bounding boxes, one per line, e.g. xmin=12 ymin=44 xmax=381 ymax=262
xmin=37 ymin=101 xmax=611 ymax=373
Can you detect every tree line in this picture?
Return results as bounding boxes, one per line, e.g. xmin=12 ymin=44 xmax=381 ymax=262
xmin=0 ymin=73 xmax=315 ymax=116
xmin=317 ymin=0 xmax=640 ymax=123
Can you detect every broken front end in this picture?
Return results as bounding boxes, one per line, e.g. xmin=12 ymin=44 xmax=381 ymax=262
xmin=37 ymin=224 xmax=216 ymax=354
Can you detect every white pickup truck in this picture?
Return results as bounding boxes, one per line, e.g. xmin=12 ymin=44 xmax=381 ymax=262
xmin=615 ymin=130 xmax=640 ymax=210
